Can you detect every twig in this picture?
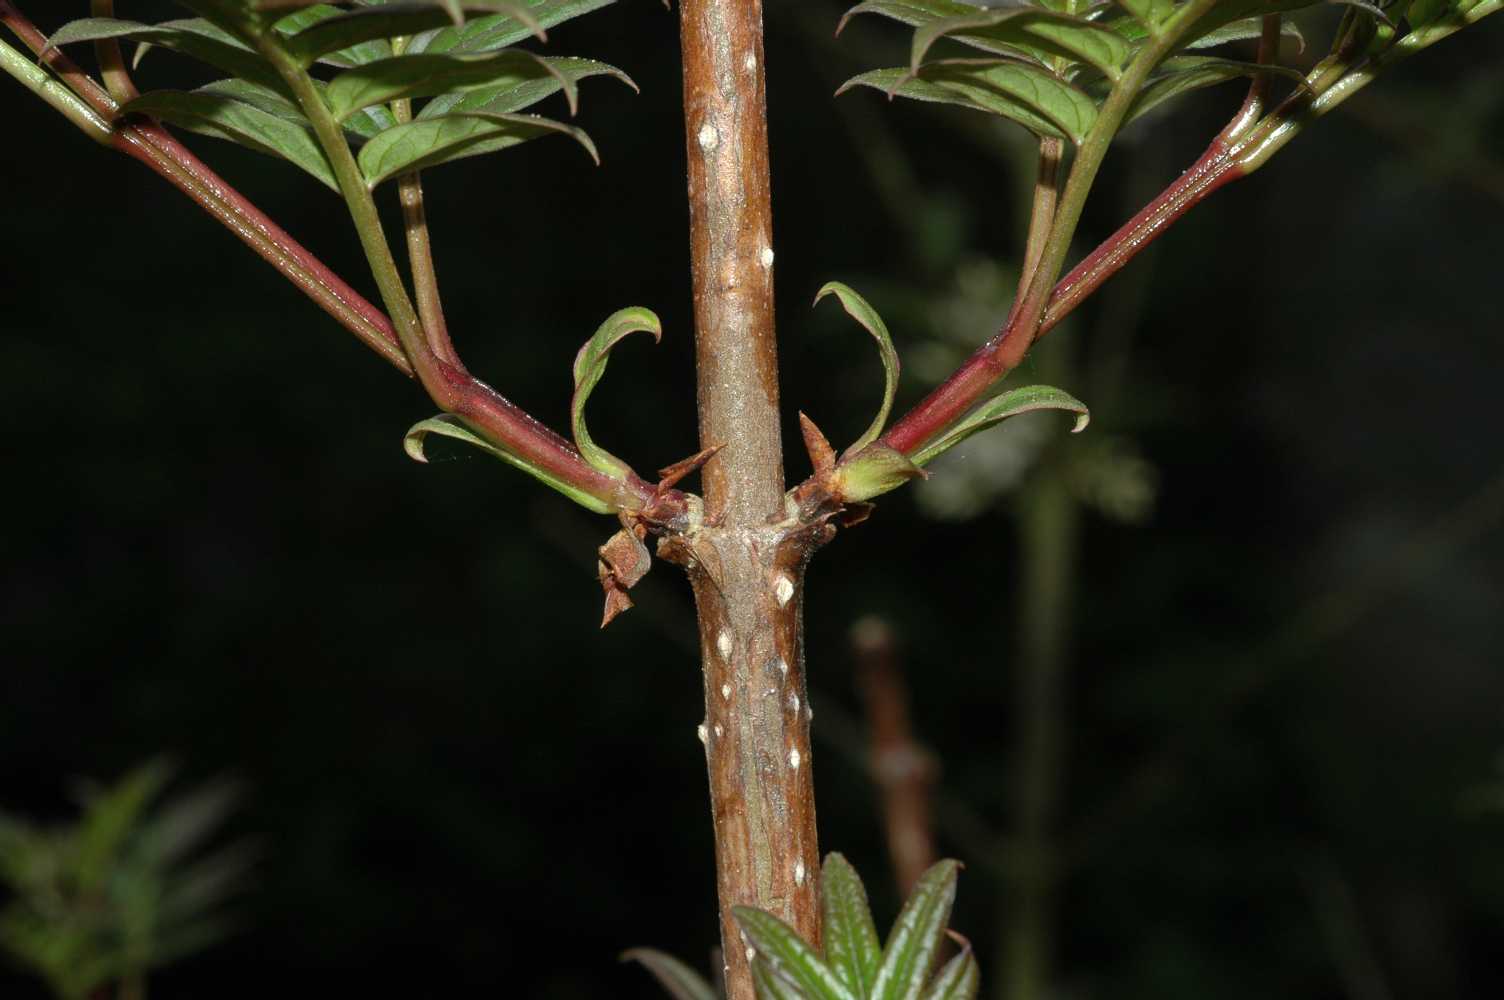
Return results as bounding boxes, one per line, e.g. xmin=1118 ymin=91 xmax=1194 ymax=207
xmin=1013 ymin=136 xmax=1063 ymax=317
xmin=89 ymin=0 xmax=137 ymax=105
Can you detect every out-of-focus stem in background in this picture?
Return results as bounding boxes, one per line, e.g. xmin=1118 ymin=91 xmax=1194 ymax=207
xmin=851 ymin=617 xmax=938 ymax=896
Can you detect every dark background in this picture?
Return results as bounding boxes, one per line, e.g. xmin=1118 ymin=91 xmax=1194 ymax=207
xmin=3 ymin=1 xmax=1502 ymax=997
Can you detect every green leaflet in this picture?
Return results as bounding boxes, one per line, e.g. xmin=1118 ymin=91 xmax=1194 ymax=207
xmin=1175 ymin=0 xmax=1334 ymax=50
xmin=48 ymin=17 xmax=290 ymax=98
xmin=871 ymin=860 xmax=960 ymax=1000
xmin=1124 ymin=55 xmax=1309 ymax=124
xmin=281 ymin=2 xmax=544 ymax=67
xmin=814 ymin=282 xmax=900 ymax=454
xmin=1112 ymin=0 xmax=1177 ymax=30
xmin=571 ymin=307 xmax=662 ymax=480
xmin=272 ymin=3 xmax=393 ymax=67
xmin=910 ymin=385 xmax=1089 ymax=467
xmin=323 ymin=50 xmax=573 ymax=122
xmin=696 ymin=856 xmax=982 ymax=999
xmin=170 ymin=0 xmax=266 ymax=39
xmin=920 ymin=947 xmax=980 ymax=1000
xmin=195 ymin=77 xmax=396 ymax=140
xmin=411 ymin=0 xmax=617 ymax=54
xmin=420 ymin=55 xmax=635 ymax=119
xmin=822 ymin=853 xmax=883 ymax=998
xmin=837 ymin=62 xmax=1096 ymax=144
xmin=403 ymin=413 xmax=613 ymax=513
xmin=356 ymin=110 xmax=599 ymax=187
xmin=620 ymin=949 xmax=720 ymax=1000
xmin=911 ymin=8 xmax=1135 ymax=82
xmin=837 ymin=0 xmax=985 ymax=37
xmin=732 ymin=907 xmax=859 ymax=1000
xmin=752 ymin=960 xmax=806 ymax=1000
xmin=122 ymin=89 xmax=339 ymax=190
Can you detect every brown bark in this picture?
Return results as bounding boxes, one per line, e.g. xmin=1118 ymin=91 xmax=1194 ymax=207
xmin=662 ymin=521 xmax=825 ymax=999
xmin=672 ymin=3 xmax=821 ymax=998
xmin=679 ymin=0 xmax=783 ymax=527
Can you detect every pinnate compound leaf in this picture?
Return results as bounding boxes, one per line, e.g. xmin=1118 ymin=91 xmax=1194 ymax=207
xmin=121 ymin=90 xmax=338 ymax=190
xmin=731 ymin=907 xmax=859 ymax=1000
xmin=911 ymin=385 xmax=1089 ymax=467
xmin=421 ymin=56 xmax=635 ymax=119
xmin=404 ymin=414 xmax=614 ymax=513
xmin=48 ymin=18 xmax=289 ymax=97
xmin=620 ymin=949 xmax=719 ymax=1000
xmin=356 ymin=111 xmax=599 ymax=187
xmin=411 ymin=0 xmax=616 ymax=54
xmin=814 ymin=282 xmax=900 ymax=454
xmin=920 ymin=946 xmax=980 ymax=1000
xmin=911 ymin=9 xmax=1135 ymax=81
xmin=282 ymin=2 xmax=544 ymax=67
xmin=838 ymin=62 xmax=1096 ymax=144
xmin=324 ymin=51 xmax=572 ymax=122
xmin=822 ymin=853 xmax=882 ymax=998
xmin=871 ymin=859 xmax=961 ymax=1000
xmin=571 ymin=307 xmax=662 ymax=480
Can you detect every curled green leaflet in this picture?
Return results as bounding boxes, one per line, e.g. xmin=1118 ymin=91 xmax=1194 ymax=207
xmin=571 ymin=307 xmax=663 ymax=480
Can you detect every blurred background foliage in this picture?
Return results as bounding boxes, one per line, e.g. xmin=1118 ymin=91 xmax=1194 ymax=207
xmin=2 ymin=1 xmax=1501 ymax=997
xmin=0 ymin=761 xmax=247 ymax=999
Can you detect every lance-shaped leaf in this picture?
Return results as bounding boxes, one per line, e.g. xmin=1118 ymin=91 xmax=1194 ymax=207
xmin=910 ymin=385 xmax=1089 ymax=467
xmin=47 ymin=18 xmax=289 ymax=98
xmin=871 ymin=859 xmax=961 ymax=1000
xmin=1124 ymin=56 xmax=1309 ymax=125
xmin=822 ymin=853 xmax=883 ymax=998
xmin=194 ymin=77 xmax=396 ymax=140
xmin=404 ymin=413 xmax=614 ymax=513
xmin=571 ymin=307 xmax=662 ymax=480
xmin=911 ymin=8 xmax=1135 ymax=82
xmin=838 ymin=0 xmax=986 ymax=36
xmin=1109 ymin=13 xmax=1307 ymax=52
xmin=838 ymin=61 xmax=1097 ymax=144
xmin=411 ymin=0 xmax=616 ymax=54
xmin=120 ymin=89 xmax=338 ymax=191
xmin=751 ymin=960 xmax=806 ymax=1000
xmin=1176 ymin=0 xmax=1338 ymax=50
xmin=1112 ymin=0 xmax=1176 ymax=30
xmin=620 ymin=949 xmax=720 ymax=1000
xmin=421 ymin=56 xmax=636 ymax=120
xmin=273 ymin=3 xmax=394 ymax=68
xmin=921 ymin=945 xmax=980 ymax=1000
xmin=170 ymin=0 xmax=265 ymax=39
xmin=356 ymin=111 xmax=599 ymax=187
xmin=324 ymin=50 xmax=573 ymax=122
xmin=833 ymin=444 xmax=927 ymax=503
xmin=282 ymin=1 xmax=544 ymax=67
xmin=731 ymin=907 xmax=859 ymax=1000
xmin=814 ymin=282 xmax=900 ymax=455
